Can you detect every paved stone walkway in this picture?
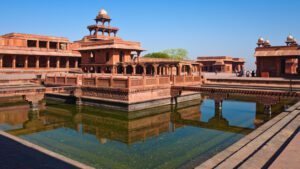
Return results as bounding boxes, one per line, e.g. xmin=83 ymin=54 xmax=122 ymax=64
xmin=269 ymin=128 xmax=300 ymax=169
xmin=0 ymin=135 xmax=78 ymax=169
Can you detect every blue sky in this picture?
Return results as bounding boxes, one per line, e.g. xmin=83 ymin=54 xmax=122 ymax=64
xmin=0 ymin=0 xmax=299 ymax=69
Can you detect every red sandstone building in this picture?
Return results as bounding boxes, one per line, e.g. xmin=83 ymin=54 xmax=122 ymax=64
xmin=0 ymin=9 xmax=201 ymax=76
xmin=77 ymin=9 xmax=201 ymax=76
xmin=197 ymin=56 xmax=245 ymax=73
xmin=0 ymin=33 xmax=81 ymax=73
xmin=255 ymin=35 xmax=300 ymax=77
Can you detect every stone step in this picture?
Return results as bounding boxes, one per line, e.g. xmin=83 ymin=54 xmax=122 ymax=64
xmin=239 ymin=115 xmax=300 ymax=169
xmin=196 ymin=111 xmax=290 ymax=169
xmin=214 ymin=110 xmax=300 ymax=169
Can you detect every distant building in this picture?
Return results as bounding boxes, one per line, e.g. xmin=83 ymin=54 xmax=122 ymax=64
xmin=197 ymin=56 xmax=245 ymax=73
xmin=255 ymin=35 xmax=300 ymax=77
xmin=0 ymin=33 xmax=81 ymax=73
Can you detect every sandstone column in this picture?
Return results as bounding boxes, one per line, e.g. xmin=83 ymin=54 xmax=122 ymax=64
xmin=132 ymin=65 xmax=136 ymax=75
xmin=153 ymin=64 xmax=158 ymax=76
xmin=47 ymin=56 xmax=50 ymax=68
xmin=123 ymin=65 xmax=127 ymax=75
xmin=66 ymin=57 xmax=70 ymax=68
xmin=56 ymin=57 xmax=60 ymax=68
xmin=143 ymin=65 xmax=146 ymax=75
xmin=0 ymin=55 xmax=3 ymax=69
xmin=75 ymin=58 xmax=79 ymax=68
xmin=24 ymin=56 xmax=28 ymax=68
xmin=12 ymin=55 xmax=16 ymax=69
xmin=35 ymin=56 xmax=40 ymax=68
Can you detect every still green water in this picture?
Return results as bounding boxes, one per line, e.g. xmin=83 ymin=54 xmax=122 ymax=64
xmin=0 ymin=96 xmax=296 ymax=169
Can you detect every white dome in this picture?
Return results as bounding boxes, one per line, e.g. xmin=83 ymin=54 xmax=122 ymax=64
xmin=287 ymin=35 xmax=294 ymax=41
xmin=99 ymin=9 xmax=108 ymax=15
xmin=258 ymin=37 xmax=264 ymax=43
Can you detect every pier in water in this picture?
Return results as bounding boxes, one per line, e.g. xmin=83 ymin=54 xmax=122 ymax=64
xmin=0 ymin=95 xmax=296 ymax=169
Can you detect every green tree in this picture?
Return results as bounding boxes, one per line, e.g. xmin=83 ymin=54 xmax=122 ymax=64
xmin=161 ymin=48 xmax=188 ymax=60
xmin=143 ymin=52 xmax=170 ymax=59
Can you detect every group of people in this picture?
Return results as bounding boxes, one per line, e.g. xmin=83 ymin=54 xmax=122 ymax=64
xmin=235 ymin=69 xmax=256 ymax=77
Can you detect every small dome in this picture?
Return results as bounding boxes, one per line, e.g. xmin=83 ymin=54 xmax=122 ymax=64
xmin=264 ymin=40 xmax=271 ymax=46
xmin=287 ymin=35 xmax=294 ymax=42
xmin=258 ymin=37 xmax=264 ymax=43
xmin=99 ymin=9 xmax=108 ymax=16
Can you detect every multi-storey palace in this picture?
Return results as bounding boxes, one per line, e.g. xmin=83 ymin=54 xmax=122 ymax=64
xmin=0 ymin=9 xmax=201 ymax=76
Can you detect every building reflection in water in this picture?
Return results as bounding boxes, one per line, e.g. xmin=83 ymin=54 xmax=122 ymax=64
xmin=1 ymin=94 xmax=296 ymax=145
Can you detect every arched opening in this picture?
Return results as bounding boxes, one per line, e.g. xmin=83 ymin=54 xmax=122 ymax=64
xmin=28 ymin=56 xmax=36 ymax=68
xmin=126 ymin=65 xmax=133 ymax=75
xmin=146 ymin=65 xmax=154 ymax=75
xmin=105 ymin=67 xmax=111 ymax=74
xmin=136 ymin=65 xmax=143 ymax=75
xmin=97 ymin=67 xmax=102 ymax=73
xmin=39 ymin=57 xmax=47 ymax=68
xmin=50 ymin=57 xmax=56 ymax=68
xmin=3 ymin=55 xmax=12 ymax=68
xmin=182 ymin=65 xmax=191 ymax=75
xmin=83 ymin=67 xmax=88 ymax=73
xmin=117 ymin=65 xmax=124 ymax=74
xmin=16 ymin=56 xmax=25 ymax=68
xmin=89 ymin=66 xmax=95 ymax=73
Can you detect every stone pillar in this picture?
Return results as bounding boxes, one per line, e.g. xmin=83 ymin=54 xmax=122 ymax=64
xmin=165 ymin=66 xmax=169 ymax=75
xmin=178 ymin=64 xmax=182 ymax=76
xmin=46 ymin=42 xmax=50 ymax=49
xmin=132 ymin=65 xmax=136 ymax=75
xmin=75 ymin=58 xmax=79 ymax=68
xmin=47 ymin=56 xmax=50 ymax=68
xmin=0 ymin=55 xmax=3 ymax=69
xmin=12 ymin=55 xmax=16 ymax=68
xmin=35 ymin=56 xmax=40 ymax=68
xmin=66 ymin=57 xmax=70 ymax=68
xmin=112 ymin=66 xmax=116 ymax=75
xmin=170 ymin=66 xmax=173 ymax=76
xmin=153 ymin=64 xmax=158 ymax=76
xmin=123 ymin=65 xmax=127 ymax=75
xmin=143 ymin=65 xmax=147 ymax=75
xmin=25 ymin=56 xmax=28 ymax=68
xmin=56 ymin=57 xmax=60 ymax=68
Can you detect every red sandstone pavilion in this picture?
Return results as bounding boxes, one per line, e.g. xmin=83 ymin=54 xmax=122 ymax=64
xmin=0 ymin=8 xmax=201 ymax=111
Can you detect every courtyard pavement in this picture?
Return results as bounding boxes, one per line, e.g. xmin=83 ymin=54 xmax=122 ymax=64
xmin=270 ymin=128 xmax=300 ymax=169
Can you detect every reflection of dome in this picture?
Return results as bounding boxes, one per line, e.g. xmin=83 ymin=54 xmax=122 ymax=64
xmin=99 ymin=9 xmax=108 ymax=16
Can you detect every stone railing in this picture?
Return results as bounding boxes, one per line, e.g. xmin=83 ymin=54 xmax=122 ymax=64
xmin=172 ymin=75 xmax=202 ymax=85
xmin=45 ymin=74 xmax=202 ymax=88
xmin=45 ymin=74 xmax=81 ymax=86
xmin=45 ymin=74 xmax=174 ymax=89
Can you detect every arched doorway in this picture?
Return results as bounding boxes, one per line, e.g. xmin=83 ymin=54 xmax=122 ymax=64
xmin=136 ymin=65 xmax=143 ymax=75
xmin=126 ymin=65 xmax=133 ymax=74
xmin=117 ymin=65 xmax=124 ymax=74
xmin=146 ymin=65 xmax=154 ymax=75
